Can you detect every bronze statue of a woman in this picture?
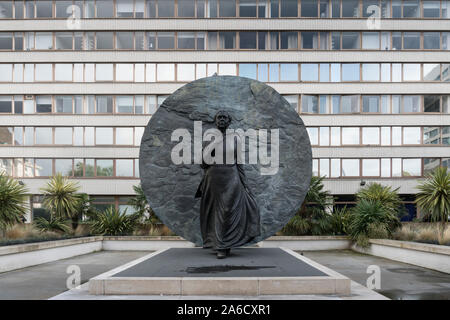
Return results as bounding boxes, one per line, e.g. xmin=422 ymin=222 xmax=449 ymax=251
xmin=195 ymin=110 xmax=261 ymax=259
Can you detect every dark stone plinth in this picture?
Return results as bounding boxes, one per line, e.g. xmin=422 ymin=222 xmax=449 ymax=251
xmin=113 ymin=248 xmax=326 ymax=278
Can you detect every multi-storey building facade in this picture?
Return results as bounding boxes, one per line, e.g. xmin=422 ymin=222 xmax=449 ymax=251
xmin=0 ymin=0 xmax=449 ymax=220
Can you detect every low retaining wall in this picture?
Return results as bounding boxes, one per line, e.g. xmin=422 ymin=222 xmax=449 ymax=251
xmin=260 ymin=236 xmax=351 ymax=251
xmin=352 ymin=239 xmax=450 ymax=274
xmin=0 ymin=237 xmax=103 ymax=273
xmin=0 ymin=236 xmax=350 ymax=273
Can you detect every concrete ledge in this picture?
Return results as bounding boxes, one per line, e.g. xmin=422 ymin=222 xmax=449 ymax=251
xmin=0 ymin=237 xmax=103 ymax=273
xmin=260 ymin=236 xmax=351 ymax=251
xmin=88 ymin=248 xmax=351 ymax=296
xmin=352 ymin=239 xmax=450 ymax=274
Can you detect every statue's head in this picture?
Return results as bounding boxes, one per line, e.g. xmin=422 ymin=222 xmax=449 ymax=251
xmin=214 ymin=110 xmax=232 ymax=130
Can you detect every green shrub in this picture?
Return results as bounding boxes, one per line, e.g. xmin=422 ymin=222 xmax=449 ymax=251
xmin=348 ymin=199 xmax=401 ymax=247
xmin=89 ymin=207 xmax=139 ymax=236
xmin=0 ymin=174 xmax=29 ymax=236
xmin=33 ymin=217 xmax=71 ymax=234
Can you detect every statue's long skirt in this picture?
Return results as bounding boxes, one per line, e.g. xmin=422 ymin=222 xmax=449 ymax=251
xmin=199 ymin=164 xmax=260 ymax=249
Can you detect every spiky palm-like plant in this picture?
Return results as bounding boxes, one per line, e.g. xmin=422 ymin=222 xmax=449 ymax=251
xmin=349 ymin=199 xmax=401 ymax=247
xmin=0 ymin=174 xmax=29 ymax=237
xmin=356 ymin=183 xmax=402 ymax=216
xmin=34 ymin=217 xmax=71 ymax=234
xmin=282 ymin=176 xmax=333 ymax=235
xmin=128 ymin=184 xmax=160 ymax=224
xmin=40 ymin=174 xmax=80 ymax=223
xmin=416 ymin=167 xmax=450 ymax=242
xmin=89 ymin=207 xmax=139 ymax=236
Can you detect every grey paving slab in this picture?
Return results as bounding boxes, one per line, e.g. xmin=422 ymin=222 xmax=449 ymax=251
xmin=0 ymin=251 xmax=150 ymax=300
xmin=302 ymin=250 xmax=450 ymax=300
xmin=113 ymin=248 xmax=326 ymax=278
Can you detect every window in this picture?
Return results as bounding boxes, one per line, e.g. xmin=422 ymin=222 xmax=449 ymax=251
xmin=341 ymin=95 xmax=360 ymax=113
xmin=342 ymin=159 xmax=360 ymax=177
xmin=116 ymin=32 xmax=134 ymax=50
xmin=381 ymin=127 xmax=391 ymax=145
xmin=362 ymin=32 xmax=379 ymax=49
xmin=36 ymin=96 xmax=52 ymax=113
xmin=403 ymin=95 xmax=420 ymax=112
xmin=0 ymin=64 xmax=12 ymax=82
xmin=330 ymin=159 xmax=340 ymax=177
xmin=96 ymin=0 xmax=114 ymax=17
xmin=55 ymin=33 xmax=73 ymax=50
xmin=35 ymin=64 xmax=52 ymax=81
xmin=24 ymin=127 xmax=34 ymax=145
xmin=403 ymin=127 xmax=421 ymax=144
xmin=177 ymin=32 xmax=195 ymax=49
xmin=0 ymin=127 xmax=12 ymax=144
xmin=35 ymin=159 xmax=52 ymax=177
xmin=96 ymin=96 xmax=113 ymax=113
xmin=403 ymin=64 xmax=420 ymax=81
xmin=307 ymin=128 xmax=318 ymax=145
xmin=14 ymin=127 xmax=23 ymax=145
xmin=35 ymin=33 xmax=53 ymax=51
xmin=116 ymin=96 xmax=134 ymax=113
xmin=0 ymin=33 xmax=12 ymax=50
xmin=302 ymin=95 xmax=319 ymax=113
xmin=331 ymin=127 xmax=340 ymax=146
xmin=239 ymin=0 xmax=256 ymax=17
xmin=54 ymin=159 xmax=72 ymax=176
xmin=362 ymin=96 xmax=380 ymax=112
xmin=342 ymin=32 xmax=360 ymax=49
xmin=280 ymin=0 xmax=297 ymax=17
xmin=218 ymin=32 xmax=236 ymax=49
xmin=342 ymin=127 xmax=360 ymax=145
xmin=280 ymin=64 xmax=298 ymax=81
xmin=115 ymin=128 xmax=133 ymax=145
xmin=218 ymin=64 xmax=236 ymax=75
xmin=362 ymin=127 xmax=380 ymax=144
xmin=424 ymin=96 xmax=441 ymax=112
xmin=342 ymin=0 xmax=360 ymax=17
xmin=301 ymin=64 xmax=318 ymax=81
xmin=239 ymin=64 xmax=257 ymax=80
xmin=319 ymin=64 xmax=330 ymax=82
xmin=362 ymin=64 xmax=380 ymax=81
xmin=74 ymin=127 xmax=83 ymax=146
xmin=319 ymin=159 xmax=329 ymax=177
xmin=423 ymin=64 xmax=441 ymax=81
xmin=342 ymin=64 xmax=360 ymax=81
xmin=96 ymin=160 xmax=113 ymax=177
xmin=301 ymin=32 xmax=318 ymax=49
xmin=240 ymin=32 xmax=257 ymax=49
xmin=135 ymin=127 xmax=145 ymax=146
xmin=96 ymin=127 xmax=113 ymax=145
xmin=55 ymin=1 xmax=72 ymax=18
xmin=423 ymin=127 xmax=440 ymax=144
xmin=158 ymin=32 xmax=175 ymax=49
xmin=97 ymin=32 xmax=113 ymax=49
xmin=55 ymin=64 xmax=72 ymax=81
xmin=403 ymin=32 xmax=420 ymax=49
xmin=403 ymin=0 xmax=420 ymax=18
xmin=36 ymin=1 xmax=52 ymax=18
xmin=363 ymin=0 xmax=380 ymax=18
xmin=219 ymin=0 xmax=236 ymax=17
xmin=14 ymin=95 xmax=23 ymax=113
xmin=116 ymin=0 xmax=133 ymax=17
xmin=424 ymin=32 xmax=440 ymax=50
xmin=35 ymin=127 xmax=52 ymax=145
xmin=116 ymin=159 xmax=134 ymax=177
xmin=55 ymin=96 xmax=73 ymax=113
xmin=302 ymin=0 xmax=318 ymax=17
xmin=96 ymin=64 xmax=113 ymax=81
xmin=157 ymin=64 xmax=175 ymax=81
xmin=0 ymin=96 xmax=12 ymax=113
xmin=55 ymin=128 xmax=72 ymax=145
xmin=116 ymin=64 xmax=133 ymax=82
xmin=402 ymin=159 xmax=421 ymax=176
xmin=424 ymin=158 xmax=440 ymax=175
xmin=362 ymin=159 xmax=380 ymax=177
xmin=423 ymin=1 xmax=440 ymax=17
xmin=319 ymin=127 xmax=329 ymax=146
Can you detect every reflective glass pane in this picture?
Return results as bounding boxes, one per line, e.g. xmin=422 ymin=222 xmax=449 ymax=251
xmin=54 ymin=128 xmax=72 ymax=145
xmin=342 ymin=159 xmax=360 ymax=177
xmin=115 ymin=127 xmax=133 ymax=145
xmin=116 ymin=159 xmax=134 ymax=177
